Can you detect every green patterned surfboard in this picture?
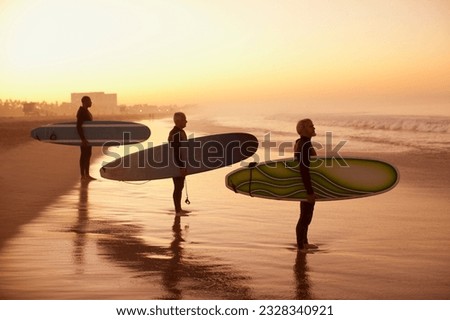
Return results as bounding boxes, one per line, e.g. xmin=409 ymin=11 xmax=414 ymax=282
xmin=225 ymin=157 xmax=399 ymax=201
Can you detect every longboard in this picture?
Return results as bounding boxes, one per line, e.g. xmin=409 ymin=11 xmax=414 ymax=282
xmin=31 ymin=121 xmax=151 ymax=146
xmin=100 ymin=133 xmax=258 ymax=181
xmin=225 ymin=157 xmax=399 ymax=201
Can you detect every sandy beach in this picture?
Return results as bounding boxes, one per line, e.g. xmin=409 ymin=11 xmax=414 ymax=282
xmin=0 ymin=115 xmax=151 ymax=252
xmin=2 ymin=1 xmax=450 ymax=311
xmin=1 ymin=117 xmax=81 ymax=252
xmin=0 ymin=116 xmax=449 ymax=299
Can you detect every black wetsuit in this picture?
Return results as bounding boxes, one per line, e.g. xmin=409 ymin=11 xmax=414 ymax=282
xmin=76 ymin=107 xmax=93 ymax=177
xmin=294 ymin=136 xmax=316 ymax=248
xmin=168 ymin=126 xmax=187 ymax=213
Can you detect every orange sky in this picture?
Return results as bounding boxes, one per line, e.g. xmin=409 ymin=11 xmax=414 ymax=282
xmin=0 ymin=0 xmax=449 ymax=114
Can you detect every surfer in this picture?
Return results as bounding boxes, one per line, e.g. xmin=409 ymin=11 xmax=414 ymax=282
xmin=168 ymin=112 xmax=189 ymax=216
xmin=76 ymin=96 xmax=95 ymax=181
xmin=294 ymin=119 xmax=317 ymax=251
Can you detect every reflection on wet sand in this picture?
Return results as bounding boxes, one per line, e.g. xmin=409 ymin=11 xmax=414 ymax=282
xmin=96 ymin=214 xmax=252 ymax=299
xmin=163 ymin=215 xmax=184 ymax=299
xmin=71 ymin=179 xmax=91 ymax=273
xmin=293 ymin=252 xmax=312 ymax=299
xmin=69 ymin=180 xmax=309 ymax=300
xmin=69 ymin=183 xmax=253 ymax=299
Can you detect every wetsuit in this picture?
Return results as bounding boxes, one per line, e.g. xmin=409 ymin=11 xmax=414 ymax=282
xmin=168 ymin=126 xmax=187 ymax=213
xmin=76 ymin=107 xmax=93 ymax=178
xmin=294 ymin=136 xmax=317 ymax=248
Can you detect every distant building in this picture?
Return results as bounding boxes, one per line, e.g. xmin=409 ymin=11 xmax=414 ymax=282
xmin=71 ymin=92 xmax=118 ymax=114
xmin=23 ymin=102 xmax=40 ymax=116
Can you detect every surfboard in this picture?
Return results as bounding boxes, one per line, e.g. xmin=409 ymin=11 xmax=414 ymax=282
xmin=225 ymin=157 xmax=399 ymax=201
xmin=30 ymin=121 xmax=151 ymax=146
xmin=100 ymin=133 xmax=258 ymax=181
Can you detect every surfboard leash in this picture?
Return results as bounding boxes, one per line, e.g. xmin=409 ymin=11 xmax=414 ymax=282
xmin=184 ymin=178 xmax=191 ymax=205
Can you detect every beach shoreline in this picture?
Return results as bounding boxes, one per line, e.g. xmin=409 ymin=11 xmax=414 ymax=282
xmin=185 ymin=116 xmax=450 ymax=193
xmin=0 ymin=115 xmax=151 ymax=252
xmin=1 ymin=116 xmax=449 ymax=299
xmin=2 ymin=115 xmax=448 ymax=252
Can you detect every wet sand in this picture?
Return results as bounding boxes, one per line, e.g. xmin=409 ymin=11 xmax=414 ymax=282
xmin=1 ymin=117 xmax=449 ymax=299
xmin=1 ymin=118 xmax=79 ymax=252
xmin=0 ymin=116 xmax=145 ymax=252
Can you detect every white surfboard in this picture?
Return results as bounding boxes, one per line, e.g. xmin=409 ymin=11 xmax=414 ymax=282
xmin=31 ymin=121 xmax=151 ymax=146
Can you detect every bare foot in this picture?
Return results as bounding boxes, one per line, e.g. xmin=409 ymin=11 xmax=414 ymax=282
xmin=81 ymin=175 xmax=97 ymax=181
xmin=176 ymin=209 xmax=191 ymax=216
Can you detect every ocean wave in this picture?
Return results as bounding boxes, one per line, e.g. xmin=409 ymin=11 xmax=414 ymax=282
xmin=319 ymin=116 xmax=450 ymax=134
xmin=205 ymin=113 xmax=449 ymax=152
xmin=270 ymin=113 xmax=450 ymax=134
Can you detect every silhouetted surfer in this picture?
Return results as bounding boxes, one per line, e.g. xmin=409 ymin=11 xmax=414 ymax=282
xmin=76 ymin=96 xmax=95 ymax=181
xmin=294 ymin=119 xmax=318 ymax=251
xmin=168 ymin=112 xmax=189 ymax=215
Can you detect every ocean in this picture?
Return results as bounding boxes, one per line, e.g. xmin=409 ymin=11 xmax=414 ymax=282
xmin=0 ymin=112 xmax=449 ymax=299
xmin=199 ymin=112 xmax=450 ymax=153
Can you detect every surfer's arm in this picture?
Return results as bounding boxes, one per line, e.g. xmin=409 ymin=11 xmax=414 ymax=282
xmin=169 ymin=131 xmax=186 ymax=169
xmin=77 ymin=108 xmax=88 ymax=145
xmin=299 ymin=161 xmax=314 ymax=194
xmin=298 ymin=141 xmax=315 ymax=200
xmin=76 ymin=118 xmax=88 ymax=145
xmin=300 ymin=164 xmax=316 ymax=203
xmin=174 ymin=145 xmax=187 ymax=176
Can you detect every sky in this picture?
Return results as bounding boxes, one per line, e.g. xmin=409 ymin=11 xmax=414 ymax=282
xmin=0 ymin=0 xmax=449 ymax=115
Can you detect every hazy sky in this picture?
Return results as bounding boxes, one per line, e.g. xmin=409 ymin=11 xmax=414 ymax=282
xmin=1 ymin=0 xmax=449 ymax=114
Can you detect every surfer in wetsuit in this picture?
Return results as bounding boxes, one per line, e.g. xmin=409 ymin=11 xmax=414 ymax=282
xmin=294 ymin=119 xmax=317 ymax=251
xmin=76 ymin=96 xmax=95 ymax=181
xmin=168 ymin=112 xmax=189 ymax=216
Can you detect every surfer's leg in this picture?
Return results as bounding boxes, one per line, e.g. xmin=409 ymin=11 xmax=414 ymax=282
xmin=297 ymin=201 xmax=314 ymax=248
xmin=80 ymin=146 xmax=93 ymax=179
xmin=79 ymin=146 xmax=87 ymax=177
xmin=172 ymin=177 xmax=185 ymax=213
xmin=296 ymin=218 xmax=305 ymax=249
xmin=296 ymin=202 xmax=307 ymax=248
